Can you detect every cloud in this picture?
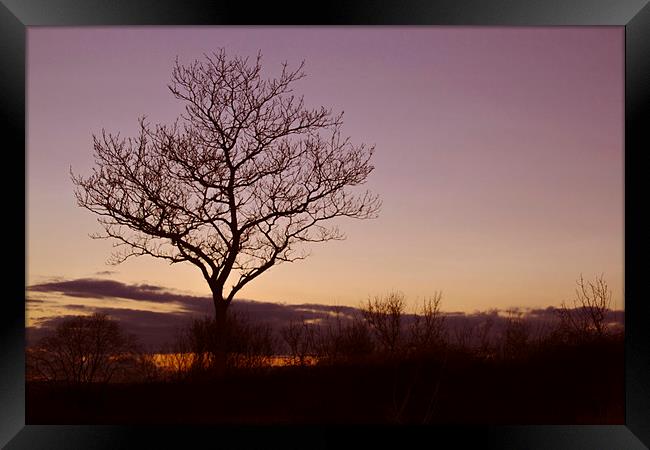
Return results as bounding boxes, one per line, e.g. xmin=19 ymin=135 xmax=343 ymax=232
xmin=65 ymin=304 xmax=91 ymax=310
xmin=25 ymin=277 xmax=625 ymax=351
xmin=26 ymin=277 xmax=361 ymax=328
xmin=25 ymin=277 xmax=366 ymax=348
xmin=26 ymin=301 xmax=348 ymax=350
xmin=94 ymin=270 xmax=118 ymax=276
xmin=28 ymin=278 xmax=209 ymax=312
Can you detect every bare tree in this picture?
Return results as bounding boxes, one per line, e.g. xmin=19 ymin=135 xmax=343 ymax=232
xmin=304 ymin=307 xmax=374 ymax=365
xmin=27 ymin=313 xmax=139 ymax=384
xmin=131 ymin=350 xmax=163 ymax=382
xmin=500 ymin=308 xmax=530 ymax=359
xmin=71 ymin=50 xmax=381 ymax=354
xmin=408 ymin=292 xmax=446 ymax=355
xmin=337 ymin=315 xmax=375 ymax=361
xmin=222 ymin=312 xmax=276 ymax=371
xmin=557 ymin=274 xmax=613 ymax=341
xmin=361 ymin=291 xmax=405 ymax=354
xmin=311 ymin=310 xmax=345 ymax=364
xmin=453 ymin=318 xmax=475 ymax=351
xmin=280 ymin=318 xmax=316 ymax=366
xmin=168 ymin=313 xmax=276 ymax=376
xmin=475 ymin=310 xmax=497 ymax=358
xmin=158 ymin=333 xmax=197 ymax=380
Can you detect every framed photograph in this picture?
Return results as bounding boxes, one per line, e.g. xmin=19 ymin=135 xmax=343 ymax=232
xmin=3 ymin=0 xmax=649 ymax=448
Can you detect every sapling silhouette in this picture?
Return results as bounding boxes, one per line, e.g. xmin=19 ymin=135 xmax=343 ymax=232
xmin=557 ymin=274 xmax=613 ymax=342
xmin=361 ymin=291 xmax=405 ymax=354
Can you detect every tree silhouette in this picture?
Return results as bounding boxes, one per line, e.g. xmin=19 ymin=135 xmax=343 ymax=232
xmin=557 ymin=274 xmax=613 ymax=342
xmin=408 ymin=292 xmax=446 ymax=355
xmin=71 ymin=50 xmax=381 ymax=337
xmin=281 ymin=318 xmax=316 ymax=366
xmin=27 ymin=313 xmax=139 ymax=384
xmin=361 ymin=291 xmax=405 ymax=354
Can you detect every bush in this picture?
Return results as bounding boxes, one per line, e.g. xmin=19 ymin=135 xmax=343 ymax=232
xmin=166 ymin=312 xmax=277 ymax=377
xmin=499 ymin=309 xmax=531 ymax=360
xmin=280 ymin=318 xmax=317 ymax=366
xmin=312 ymin=311 xmax=375 ymax=365
xmin=27 ymin=313 xmax=139 ymax=384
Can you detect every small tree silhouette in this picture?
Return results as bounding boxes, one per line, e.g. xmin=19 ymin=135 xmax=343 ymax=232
xmin=408 ymin=292 xmax=446 ymax=355
xmin=309 ymin=308 xmax=374 ymax=365
xmin=557 ymin=274 xmax=613 ymax=342
xmin=280 ymin=318 xmax=316 ymax=366
xmin=500 ymin=308 xmax=530 ymax=359
xmin=179 ymin=313 xmax=276 ymax=375
xmin=453 ymin=318 xmax=475 ymax=351
xmin=475 ymin=311 xmax=497 ymax=358
xmin=361 ymin=291 xmax=405 ymax=354
xmin=27 ymin=313 xmax=139 ymax=384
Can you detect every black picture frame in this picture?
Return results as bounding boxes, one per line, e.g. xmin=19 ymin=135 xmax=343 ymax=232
xmin=2 ymin=0 xmax=649 ymax=448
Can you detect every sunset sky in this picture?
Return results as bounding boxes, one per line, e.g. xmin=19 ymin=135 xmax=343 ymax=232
xmin=26 ymin=27 xmax=624 ymax=324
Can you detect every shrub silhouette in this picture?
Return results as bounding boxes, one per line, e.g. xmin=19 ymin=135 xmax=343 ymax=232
xmin=280 ymin=318 xmax=317 ymax=366
xmin=361 ymin=291 xmax=405 ymax=355
xmin=27 ymin=313 xmax=139 ymax=384
xmin=556 ymin=274 xmax=614 ymax=343
xmin=408 ymin=292 xmax=447 ymax=356
xmin=168 ymin=312 xmax=276 ymax=378
xmin=312 ymin=310 xmax=375 ymax=365
xmin=500 ymin=309 xmax=531 ymax=360
xmin=452 ymin=317 xmax=475 ymax=351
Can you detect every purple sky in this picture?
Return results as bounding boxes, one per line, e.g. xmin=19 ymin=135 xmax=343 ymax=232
xmin=27 ymin=27 xmax=623 ymax=319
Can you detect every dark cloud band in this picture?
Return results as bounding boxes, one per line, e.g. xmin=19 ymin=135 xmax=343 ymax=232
xmin=26 ymin=277 xmax=624 ymax=350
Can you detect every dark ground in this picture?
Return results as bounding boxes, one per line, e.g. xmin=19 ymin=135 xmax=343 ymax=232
xmin=26 ymin=338 xmax=623 ymax=425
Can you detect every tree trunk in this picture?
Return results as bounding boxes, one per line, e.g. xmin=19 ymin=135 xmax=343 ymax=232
xmin=212 ymin=290 xmax=229 ymax=376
